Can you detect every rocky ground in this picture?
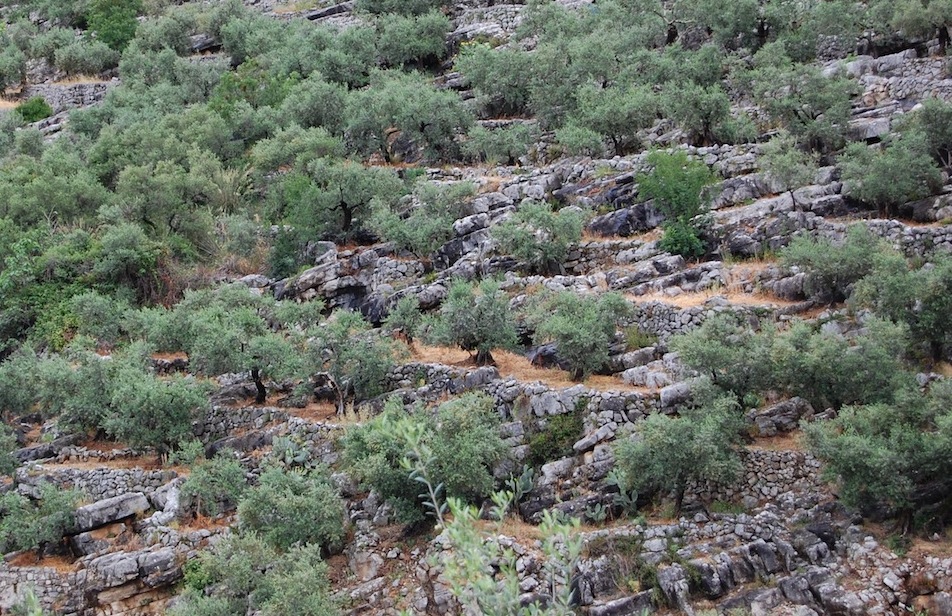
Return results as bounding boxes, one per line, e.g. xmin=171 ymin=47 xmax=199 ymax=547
xmin=3 ymin=1 xmax=952 ymax=615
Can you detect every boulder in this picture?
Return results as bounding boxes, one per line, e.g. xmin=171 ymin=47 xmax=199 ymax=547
xmin=748 ymin=397 xmax=815 ymax=436
xmin=587 ymin=592 xmax=654 ymax=615
xmin=72 ymin=493 xmax=150 ymax=534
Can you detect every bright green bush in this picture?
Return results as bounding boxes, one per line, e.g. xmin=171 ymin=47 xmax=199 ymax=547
xmin=238 ymin=466 xmax=346 ymax=553
xmin=637 ymin=151 xmax=715 ymax=258
xmin=87 ymin=0 xmax=142 ymax=51
xmin=14 ymin=98 xmax=53 ymax=123
xmin=422 ymin=279 xmax=517 ymax=365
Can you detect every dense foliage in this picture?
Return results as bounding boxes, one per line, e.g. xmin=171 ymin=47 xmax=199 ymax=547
xmin=341 ymin=393 xmax=507 ymax=525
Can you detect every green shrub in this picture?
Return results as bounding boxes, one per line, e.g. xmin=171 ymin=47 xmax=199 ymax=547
xmin=422 ymin=279 xmax=517 ymax=365
xmin=304 ymin=310 xmax=397 ymax=405
xmin=0 ymin=483 xmax=80 ymax=555
xmin=356 ymin=0 xmax=444 ymax=16
xmin=780 ymin=224 xmax=898 ymax=302
xmin=657 ymin=220 xmax=706 ymax=259
xmin=377 ymin=10 xmax=450 ymax=68
xmin=554 ymin=124 xmax=605 ymax=157
xmin=346 ymin=70 xmax=473 ymax=162
xmin=463 ymin=123 xmax=539 ymax=166
xmin=759 ymin=130 xmax=818 ymax=205
xmin=102 ymin=365 xmax=209 ymax=454
xmin=237 ymin=466 xmax=346 ymax=552
xmin=492 ymin=201 xmax=586 ymax=274
xmin=527 ymin=412 xmax=584 ymax=468
xmin=805 ymin=380 xmax=952 ymax=531
xmin=528 ymin=291 xmax=632 ymax=380
xmin=674 ymin=312 xmax=911 ymax=411
xmin=638 ymin=151 xmax=715 ymax=259
xmin=383 ymin=295 xmax=423 ymax=343
xmin=773 ymin=318 xmax=912 ymax=411
xmin=14 ymin=97 xmax=53 ymax=123
xmin=342 ymin=393 xmax=506 ymax=525
xmin=663 ymin=82 xmax=733 ymax=146
xmin=278 ymin=74 xmax=348 ymax=134
xmin=69 ymin=291 xmax=130 ymax=346
xmin=368 ymin=182 xmax=475 ymax=259
xmin=853 ymin=254 xmax=952 ymax=362
xmin=181 ymin=452 xmax=249 ymax=517
xmin=563 ymin=84 xmax=658 ymax=155
xmin=0 ymin=45 xmax=26 ymax=89
xmin=840 ymin=131 xmax=942 ymax=217
xmin=614 ymin=393 xmax=745 ymax=512
xmin=0 ymin=425 xmax=17 ymax=476
xmin=751 ymin=62 xmax=856 ymax=153
xmin=169 ymin=534 xmax=340 ymax=616
xmin=54 ymin=40 xmax=121 ymax=75
xmin=670 ymin=312 xmax=777 ymax=401
xmin=87 ymin=0 xmax=143 ymax=51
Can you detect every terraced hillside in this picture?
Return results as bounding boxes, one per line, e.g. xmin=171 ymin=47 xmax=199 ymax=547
xmin=0 ymin=0 xmax=951 ymax=615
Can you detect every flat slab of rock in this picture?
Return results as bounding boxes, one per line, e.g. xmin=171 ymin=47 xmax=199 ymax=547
xmin=72 ymin=492 xmax=150 ymax=534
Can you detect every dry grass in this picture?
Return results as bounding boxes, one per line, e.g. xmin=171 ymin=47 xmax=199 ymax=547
xmin=37 ymin=456 xmax=165 ymax=471
xmin=151 ymin=351 xmax=188 ymax=362
xmin=410 ymin=344 xmax=651 ymax=392
xmin=626 ymin=288 xmax=799 ymax=310
xmin=748 ymin=431 xmax=806 ymax=453
xmin=286 ymin=400 xmax=338 ymax=422
xmin=51 ymin=74 xmax=110 ymax=85
xmin=474 ymin=516 xmax=544 ymax=544
xmin=7 ymin=552 xmax=78 ymax=572
xmin=0 ymin=98 xmax=19 ymax=110
xmin=934 ymin=361 xmax=952 ymax=377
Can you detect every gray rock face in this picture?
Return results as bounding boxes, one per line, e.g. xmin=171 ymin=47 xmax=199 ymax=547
xmin=72 ymin=492 xmax=150 ymax=533
xmin=659 ymin=382 xmax=691 ymax=408
xmin=587 ymin=201 xmax=665 ymax=237
xmin=587 ymin=592 xmax=653 ymax=615
xmin=748 ymin=397 xmax=815 ymax=437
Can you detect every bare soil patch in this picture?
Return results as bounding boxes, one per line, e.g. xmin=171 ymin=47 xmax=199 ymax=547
xmin=410 ymin=345 xmax=651 ymax=392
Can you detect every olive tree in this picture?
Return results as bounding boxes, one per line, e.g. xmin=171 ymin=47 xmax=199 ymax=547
xmin=613 ymin=392 xmax=745 ymax=513
xmin=422 ymin=279 xmax=518 ymax=365
xmin=528 ymin=291 xmax=632 ymax=380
